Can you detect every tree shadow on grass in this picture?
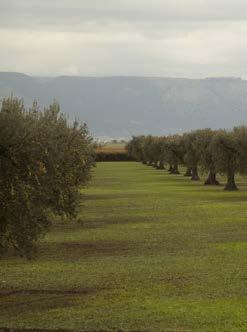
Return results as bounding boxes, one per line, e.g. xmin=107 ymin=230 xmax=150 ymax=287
xmin=81 ymin=215 xmax=150 ymax=229
xmin=0 ymin=328 xmax=148 ymax=332
xmin=0 ymin=290 xmax=95 ymax=315
xmin=37 ymin=231 xmax=207 ymax=262
xmin=82 ymin=192 xmax=144 ymax=202
xmin=0 ymin=289 xmax=96 ymax=298
xmin=38 ymin=240 xmax=135 ymax=261
xmin=208 ymin=222 xmax=247 ymax=244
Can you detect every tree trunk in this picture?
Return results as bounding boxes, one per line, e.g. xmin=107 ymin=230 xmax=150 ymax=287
xmin=170 ymin=163 xmax=180 ymax=174
xmin=153 ymin=161 xmax=158 ymax=168
xmin=191 ymin=166 xmax=200 ymax=181
xmin=184 ymin=167 xmax=192 ymax=177
xmin=224 ymin=170 xmax=238 ymax=191
xmin=158 ymin=161 xmax=165 ymax=169
xmin=168 ymin=164 xmax=173 ymax=173
xmin=204 ymin=170 xmax=220 ymax=185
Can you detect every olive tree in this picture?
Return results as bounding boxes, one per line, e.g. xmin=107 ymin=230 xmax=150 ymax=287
xmin=149 ymin=137 xmax=165 ymax=169
xmin=233 ymin=126 xmax=247 ymax=179
xmin=156 ymin=137 xmax=167 ymax=169
xmin=193 ymin=129 xmax=220 ymax=185
xmin=0 ymin=97 xmax=95 ymax=257
xmin=183 ymin=131 xmax=200 ymax=181
xmin=163 ymin=135 xmax=184 ymax=174
xmin=143 ymin=136 xmax=156 ymax=166
xmin=126 ymin=135 xmax=146 ymax=163
xmin=211 ymin=130 xmax=239 ymax=190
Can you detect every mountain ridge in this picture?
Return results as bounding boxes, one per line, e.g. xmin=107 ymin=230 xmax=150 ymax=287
xmin=1 ymin=72 xmax=247 ymax=138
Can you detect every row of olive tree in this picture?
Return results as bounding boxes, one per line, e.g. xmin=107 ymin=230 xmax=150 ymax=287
xmin=0 ymin=96 xmax=95 ymax=257
xmin=126 ymin=127 xmax=247 ymax=191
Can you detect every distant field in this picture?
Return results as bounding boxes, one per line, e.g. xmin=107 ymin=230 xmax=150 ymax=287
xmin=96 ymin=143 xmax=126 ymax=154
xmin=0 ymin=162 xmax=247 ymax=331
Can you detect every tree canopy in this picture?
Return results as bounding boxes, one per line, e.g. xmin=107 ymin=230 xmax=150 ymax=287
xmin=0 ymin=97 xmax=95 ymax=257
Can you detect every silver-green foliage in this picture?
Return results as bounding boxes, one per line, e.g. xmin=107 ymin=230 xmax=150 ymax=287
xmin=0 ymin=97 xmax=95 ymax=257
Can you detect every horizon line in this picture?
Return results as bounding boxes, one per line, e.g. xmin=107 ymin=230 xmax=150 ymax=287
xmin=0 ymin=71 xmax=244 ymax=81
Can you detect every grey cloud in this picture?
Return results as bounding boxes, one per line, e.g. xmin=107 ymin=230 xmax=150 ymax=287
xmin=1 ymin=0 xmax=247 ymax=31
xmin=1 ymin=1 xmax=247 ymax=78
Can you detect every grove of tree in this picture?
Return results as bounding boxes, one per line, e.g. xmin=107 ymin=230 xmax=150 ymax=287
xmin=127 ymin=127 xmax=247 ymax=191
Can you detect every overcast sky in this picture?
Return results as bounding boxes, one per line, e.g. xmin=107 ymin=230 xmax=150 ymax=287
xmin=1 ymin=0 xmax=247 ymax=78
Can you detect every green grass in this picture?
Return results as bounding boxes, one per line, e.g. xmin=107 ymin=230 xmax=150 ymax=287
xmin=102 ymin=142 xmax=126 ymax=149
xmin=1 ymin=162 xmax=247 ymax=331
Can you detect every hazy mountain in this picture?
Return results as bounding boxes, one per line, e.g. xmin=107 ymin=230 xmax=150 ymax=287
xmin=1 ymin=72 xmax=247 ymax=138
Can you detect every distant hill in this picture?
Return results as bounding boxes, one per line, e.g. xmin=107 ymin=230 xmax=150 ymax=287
xmin=1 ymin=72 xmax=247 ymax=138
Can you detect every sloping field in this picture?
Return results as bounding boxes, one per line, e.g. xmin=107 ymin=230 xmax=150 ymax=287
xmin=0 ymin=162 xmax=247 ymax=331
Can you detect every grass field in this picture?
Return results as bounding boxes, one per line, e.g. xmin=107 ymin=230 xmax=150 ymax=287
xmin=96 ymin=143 xmax=126 ymax=154
xmin=1 ymin=162 xmax=247 ymax=331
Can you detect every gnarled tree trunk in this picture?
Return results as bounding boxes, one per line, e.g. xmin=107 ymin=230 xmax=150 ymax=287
xmin=191 ymin=166 xmax=200 ymax=181
xmin=153 ymin=161 xmax=159 ymax=168
xmin=184 ymin=167 xmax=192 ymax=177
xmin=158 ymin=161 xmax=165 ymax=169
xmin=204 ymin=170 xmax=220 ymax=185
xmin=170 ymin=163 xmax=180 ymax=174
xmin=168 ymin=164 xmax=173 ymax=173
xmin=224 ymin=170 xmax=238 ymax=191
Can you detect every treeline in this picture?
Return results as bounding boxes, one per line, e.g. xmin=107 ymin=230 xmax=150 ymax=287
xmin=126 ymin=128 xmax=247 ymax=191
xmin=0 ymin=97 xmax=95 ymax=257
xmin=96 ymin=152 xmax=133 ymax=161
xmin=95 ymin=143 xmax=133 ymax=161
